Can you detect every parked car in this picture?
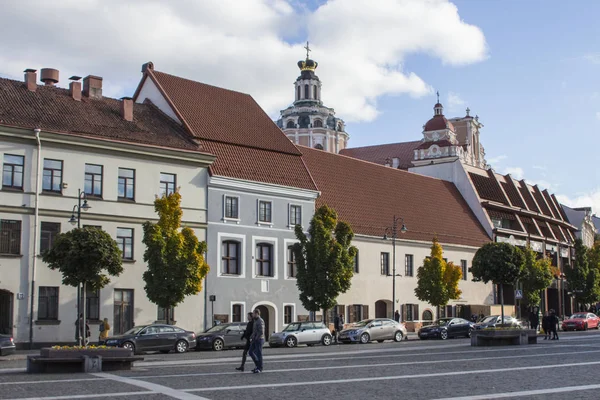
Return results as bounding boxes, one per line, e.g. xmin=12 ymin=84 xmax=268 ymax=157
xmin=196 ymin=322 xmax=247 ymax=351
xmin=562 ymin=313 xmax=600 ymax=331
xmin=338 ymin=318 xmax=407 ymax=344
xmin=269 ymin=321 xmax=332 ymax=348
xmin=104 ymin=324 xmax=196 ymax=354
xmin=0 ymin=335 xmax=16 ymax=356
xmin=474 ymin=315 xmax=521 ymax=330
xmin=418 ymin=317 xmax=475 ymax=340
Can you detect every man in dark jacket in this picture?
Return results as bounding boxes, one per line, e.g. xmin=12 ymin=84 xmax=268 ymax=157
xmin=549 ymin=310 xmax=559 ymax=340
xmin=236 ymin=313 xmax=254 ymax=372
xmin=542 ymin=311 xmax=550 ymax=340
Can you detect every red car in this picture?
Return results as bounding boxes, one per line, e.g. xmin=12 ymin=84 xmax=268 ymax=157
xmin=562 ymin=313 xmax=600 ymax=331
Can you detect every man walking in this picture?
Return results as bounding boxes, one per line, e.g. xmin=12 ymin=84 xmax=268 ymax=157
xmin=549 ymin=310 xmax=559 ymax=340
xmin=236 ymin=312 xmax=254 ymax=372
xmin=248 ymin=309 xmax=265 ymax=373
xmin=542 ymin=311 xmax=550 ymax=340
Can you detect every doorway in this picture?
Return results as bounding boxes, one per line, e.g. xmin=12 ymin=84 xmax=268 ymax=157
xmin=256 ymin=305 xmax=270 ymax=339
xmin=375 ymin=300 xmax=387 ymax=318
xmin=0 ymin=290 xmax=13 ymax=335
xmin=114 ymin=289 xmax=134 ymax=334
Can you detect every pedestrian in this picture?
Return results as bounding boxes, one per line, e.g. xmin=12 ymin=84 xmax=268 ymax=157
xmin=85 ymin=320 xmax=91 ymax=346
xmin=471 ymin=314 xmax=478 ymax=323
xmin=479 ymin=313 xmax=485 ymax=322
xmin=529 ymin=310 xmax=539 ymax=332
xmin=336 ymin=314 xmax=344 ymax=343
xmin=550 ymin=310 xmax=559 ymax=340
xmin=75 ymin=313 xmax=83 ymax=345
xmin=248 ymin=308 xmax=265 ymax=373
xmin=541 ymin=311 xmax=550 ymax=340
xmin=333 ymin=314 xmax=340 ymax=343
xmin=394 ymin=310 xmax=400 ymax=322
xmin=99 ymin=317 xmax=110 ymax=344
xmin=236 ymin=312 xmax=254 ymax=372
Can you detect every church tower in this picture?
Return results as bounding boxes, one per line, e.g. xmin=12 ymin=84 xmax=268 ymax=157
xmin=277 ymin=42 xmax=349 ymax=153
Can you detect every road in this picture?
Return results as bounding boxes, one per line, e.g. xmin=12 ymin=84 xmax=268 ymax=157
xmin=3 ymin=331 xmax=600 ymax=399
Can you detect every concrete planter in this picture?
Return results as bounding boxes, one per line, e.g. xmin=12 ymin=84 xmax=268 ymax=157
xmin=471 ymin=329 xmax=537 ymax=346
xmin=28 ymin=347 xmax=142 ymax=373
xmin=40 ymin=347 xmax=133 ymax=358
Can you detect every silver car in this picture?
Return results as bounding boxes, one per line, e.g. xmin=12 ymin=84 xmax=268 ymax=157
xmin=338 ymin=318 xmax=407 ymax=344
xmin=269 ymin=321 xmax=333 ymax=348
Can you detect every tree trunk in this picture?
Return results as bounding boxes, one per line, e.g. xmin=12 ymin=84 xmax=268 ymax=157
xmin=500 ymin=284 xmax=505 ymax=325
xmin=166 ymin=307 xmax=170 ymax=325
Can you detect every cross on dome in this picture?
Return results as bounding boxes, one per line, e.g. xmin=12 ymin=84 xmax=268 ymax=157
xmin=304 ymin=41 xmax=311 ymax=59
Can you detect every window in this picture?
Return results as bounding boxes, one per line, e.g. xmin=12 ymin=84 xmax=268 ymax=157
xmin=0 ymin=220 xmax=21 ymax=255
xmin=84 ymin=164 xmax=103 ymax=197
xmin=406 ymin=304 xmax=414 ymax=322
xmin=304 ymin=84 xmax=309 ymax=99
xmin=38 ymin=287 xmax=59 ymax=320
xmin=314 ymin=144 xmax=324 ymax=150
xmin=118 ymin=168 xmax=135 ymax=201
xmin=225 ymin=196 xmax=239 ymax=219
xmin=380 ymin=252 xmax=390 ymax=276
xmin=461 ymin=260 xmax=468 ymax=281
xmin=313 ymin=86 xmax=318 ymax=100
xmin=157 ymin=306 xmax=175 ymax=322
xmin=287 ymin=245 xmax=297 ymax=278
xmin=286 ymin=120 xmax=295 ymax=128
xmin=289 ymin=205 xmax=302 ymax=226
xmin=232 ymin=304 xmax=242 ymax=322
xmin=117 ymin=228 xmax=134 ymax=260
xmin=2 ymin=154 xmax=24 ymax=190
xmin=296 ymin=86 xmax=301 ymax=101
xmin=258 ymin=201 xmax=272 ymax=223
xmin=256 ymin=243 xmax=273 ymax=277
xmin=351 ymin=305 xmax=363 ymax=322
xmin=80 ymin=287 xmax=100 ymax=321
xmin=284 ymin=305 xmax=293 ymax=324
xmin=42 ymin=159 xmax=62 ymax=193
xmin=405 ymin=254 xmax=414 ymax=277
xmin=353 ymin=250 xmax=359 ymax=273
xmin=313 ymin=119 xmax=323 ymax=128
xmin=40 ymin=222 xmax=60 ymax=253
xmin=160 ymin=173 xmax=176 ymax=196
xmin=221 ymin=240 xmax=240 ymax=275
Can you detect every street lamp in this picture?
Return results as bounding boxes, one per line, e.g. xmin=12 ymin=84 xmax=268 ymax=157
xmin=69 ymin=189 xmax=91 ymax=345
xmin=383 ymin=216 xmax=407 ymax=317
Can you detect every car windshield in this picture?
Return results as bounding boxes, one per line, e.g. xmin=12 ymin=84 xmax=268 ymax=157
xmin=283 ymin=323 xmax=302 ymax=332
xmin=206 ymin=325 xmax=228 ymax=333
xmin=123 ymin=326 xmax=145 ymax=335
xmin=353 ymin=320 xmax=373 ymax=327
xmin=435 ymin=318 xmax=453 ymax=326
xmin=482 ymin=316 xmax=498 ymax=323
xmin=571 ymin=314 xmax=587 ymax=319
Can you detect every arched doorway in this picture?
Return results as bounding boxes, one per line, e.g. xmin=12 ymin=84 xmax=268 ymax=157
xmin=375 ymin=300 xmax=392 ymax=319
xmin=0 ymin=290 xmax=14 ymax=335
xmin=422 ymin=309 xmax=434 ymax=326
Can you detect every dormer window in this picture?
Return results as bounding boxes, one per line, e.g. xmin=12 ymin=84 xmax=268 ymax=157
xmin=286 ymin=120 xmax=295 ymax=129
xmin=313 ymin=119 xmax=323 ymax=128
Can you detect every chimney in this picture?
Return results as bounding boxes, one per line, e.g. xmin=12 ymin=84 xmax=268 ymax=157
xmin=69 ymin=76 xmax=82 ymax=101
xmin=83 ymin=75 xmax=103 ymax=99
xmin=24 ymin=69 xmax=37 ymax=92
xmin=120 ymin=97 xmax=133 ymax=122
xmin=40 ymin=68 xmax=59 ymax=86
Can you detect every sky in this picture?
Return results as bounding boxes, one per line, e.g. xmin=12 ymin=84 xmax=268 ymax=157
xmin=0 ymin=0 xmax=598 ymax=214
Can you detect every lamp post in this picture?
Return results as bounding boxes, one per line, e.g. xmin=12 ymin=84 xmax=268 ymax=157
xmin=383 ymin=216 xmax=407 ymax=317
xmin=69 ymin=189 xmax=90 ymax=346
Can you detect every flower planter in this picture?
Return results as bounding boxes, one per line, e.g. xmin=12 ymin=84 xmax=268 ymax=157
xmin=40 ymin=347 xmax=133 ymax=359
xmin=471 ymin=329 xmax=537 ymax=346
xmin=27 ymin=347 xmax=143 ymax=373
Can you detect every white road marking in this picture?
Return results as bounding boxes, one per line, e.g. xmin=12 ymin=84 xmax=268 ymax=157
xmin=431 ymin=383 xmax=600 ymax=399
xmin=184 ymin=359 xmax=600 ymax=393
xmin=4 ymin=391 xmax=154 ymax=400
xmin=0 ymin=377 xmax=105 ymax=386
xmin=0 ymin=367 xmax=27 ymax=374
xmin=92 ymin=372 xmax=210 ymax=400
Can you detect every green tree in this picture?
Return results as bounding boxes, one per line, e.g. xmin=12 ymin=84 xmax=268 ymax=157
xmin=564 ymin=239 xmax=600 ymax=310
xmin=293 ymin=205 xmax=357 ymax=321
xmin=520 ymin=246 xmax=553 ymax=307
xmin=470 ymin=242 xmax=525 ymax=323
xmin=142 ymin=191 xmax=210 ymax=324
xmin=415 ymin=237 xmax=463 ymax=312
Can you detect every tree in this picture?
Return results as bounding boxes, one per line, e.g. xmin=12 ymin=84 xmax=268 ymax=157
xmin=43 ymin=227 xmax=123 ymax=343
xmin=293 ymin=205 xmax=357 ymax=321
xmin=414 ymin=237 xmax=462 ymax=313
xmin=470 ymin=242 xmax=525 ymax=323
xmin=520 ymin=246 xmax=553 ymax=308
xmin=564 ymin=239 xmax=600 ymax=310
xmin=142 ymin=191 xmax=210 ymax=325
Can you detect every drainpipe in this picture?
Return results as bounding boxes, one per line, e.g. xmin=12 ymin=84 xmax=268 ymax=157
xmin=29 ymin=128 xmax=42 ymax=348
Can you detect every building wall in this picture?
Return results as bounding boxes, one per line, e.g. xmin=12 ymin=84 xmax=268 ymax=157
xmin=0 ymin=130 xmax=211 ymax=346
xmin=205 ymin=176 xmax=318 ymax=334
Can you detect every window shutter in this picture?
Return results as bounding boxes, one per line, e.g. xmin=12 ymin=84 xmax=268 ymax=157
xmin=414 ymin=304 xmax=420 ymax=321
xmin=339 ymin=305 xmax=346 ymax=323
xmin=362 ymin=305 xmax=369 ymax=320
xmin=401 ymin=304 xmax=407 ymax=322
xmin=446 ymin=305 xmax=453 ymax=318
xmin=349 ymin=305 xmax=356 ymax=323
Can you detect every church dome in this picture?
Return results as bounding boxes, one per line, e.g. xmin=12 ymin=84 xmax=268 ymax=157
xmin=424 ymin=101 xmax=453 ymax=131
xmin=298 ymin=58 xmax=318 ymax=71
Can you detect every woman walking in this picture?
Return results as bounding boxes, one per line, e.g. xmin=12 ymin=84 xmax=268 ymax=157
xmin=99 ymin=317 xmax=110 ymax=344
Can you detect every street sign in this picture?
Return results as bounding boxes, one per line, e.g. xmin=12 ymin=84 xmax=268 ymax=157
xmin=515 ymin=290 xmax=523 ymax=300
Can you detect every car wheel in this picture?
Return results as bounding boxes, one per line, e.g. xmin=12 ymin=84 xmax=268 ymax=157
xmin=440 ymin=330 xmax=448 ymax=340
xmin=159 ymin=350 xmax=170 ymax=354
xmin=322 ymin=334 xmax=332 ymax=346
xmin=212 ymin=339 xmax=224 ymax=351
xmin=285 ymin=336 xmax=297 ymax=348
xmin=176 ymin=340 xmax=189 ymax=353
xmin=122 ymin=341 xmax=135 ymax=353
xmin=360 ymin=333 xmax=370 ymax=344
xmin=467 ymin=329 xmax=474 ymax=338
xmin=394 ymin=331 xmax=404 ymax=342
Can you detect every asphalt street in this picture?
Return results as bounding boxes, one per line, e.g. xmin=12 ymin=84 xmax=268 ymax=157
xmin=3 ymin=331 xmax=600 ymax=400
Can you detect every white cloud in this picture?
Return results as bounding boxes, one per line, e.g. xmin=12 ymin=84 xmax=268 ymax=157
xmin=487 ymin=154 xmax=507 ymax=165
xmin=584 ymin=53 xmax=600 ymax=64
xmin=532 ymin=165 xmax=547 ymax=171
xmin=502 ymin=167 xmax=525 ymax=180
xmin=557 ymin=189 xmax=600 ymax=215
xmin=0 ymin=0 xmax=487 ymax=123
xmin=447 ymin=92 xmax=466 ymax=111
xmin=596 ymin=111 xmax=600 ymax=121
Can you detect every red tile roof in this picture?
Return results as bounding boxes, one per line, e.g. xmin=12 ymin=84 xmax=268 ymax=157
xmin=148 ymin=70 xmax=301 ymax=155
xmin=501 ymin=179 xmax=526 ymax=209
xmin=0 ymin=77 xmax=201 ymax=151
xmin=339 ymin=141 xmax=420 ymax=170
xmin=532 ymin=186 xmax=553 ymax=217
xmin=424 ymin=115 xmax=454 ymax=132
xmin=469 ymin=172 xmax=508 ymax=205
xmin=518 ymin=181 xmax=540 ymax=213
xmin=415 ymin=139 xmax=453 ymax=150
xmin=299 ymin=146 xmax=491 ymax=247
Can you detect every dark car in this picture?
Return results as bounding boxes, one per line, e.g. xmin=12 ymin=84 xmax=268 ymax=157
xmin=196 ymin=322 xmax=247 ymax=351
xmin=418 ymin=318 xmax=474 ymax=340
xmin=474 ymin=315 xmax=521 ymax=330
xmin=104 ymin=324 xmax=196 ymax=354
xmin=0 ymin=335 xmax=16 ymax=356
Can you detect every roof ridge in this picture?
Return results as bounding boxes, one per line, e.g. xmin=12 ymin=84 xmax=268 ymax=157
xmin=153 ymin=69 xmax=254 ymax=98
xmin=343 ymin=139 xmax=422 ymax=151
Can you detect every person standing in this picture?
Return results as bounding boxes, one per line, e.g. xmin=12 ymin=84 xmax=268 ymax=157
xmin=333 ymin=314 xmax=340 ymax=343
xmin=394 ymin=310 xmax=400 ymax=323
xmin=99 ymin=317 xmax=110 ymax=344
xmin=550 ymin=310 xmax=559 ymax=340
xmin=236 ymin=313 xmax=254 ymax=372
xmin=541 ymin=311 xmax=550 ymax=340
xmin=75 ymin=314 xmax=83 ymax=345
xmin=248 ymin=309 xmax=265 ymax=373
